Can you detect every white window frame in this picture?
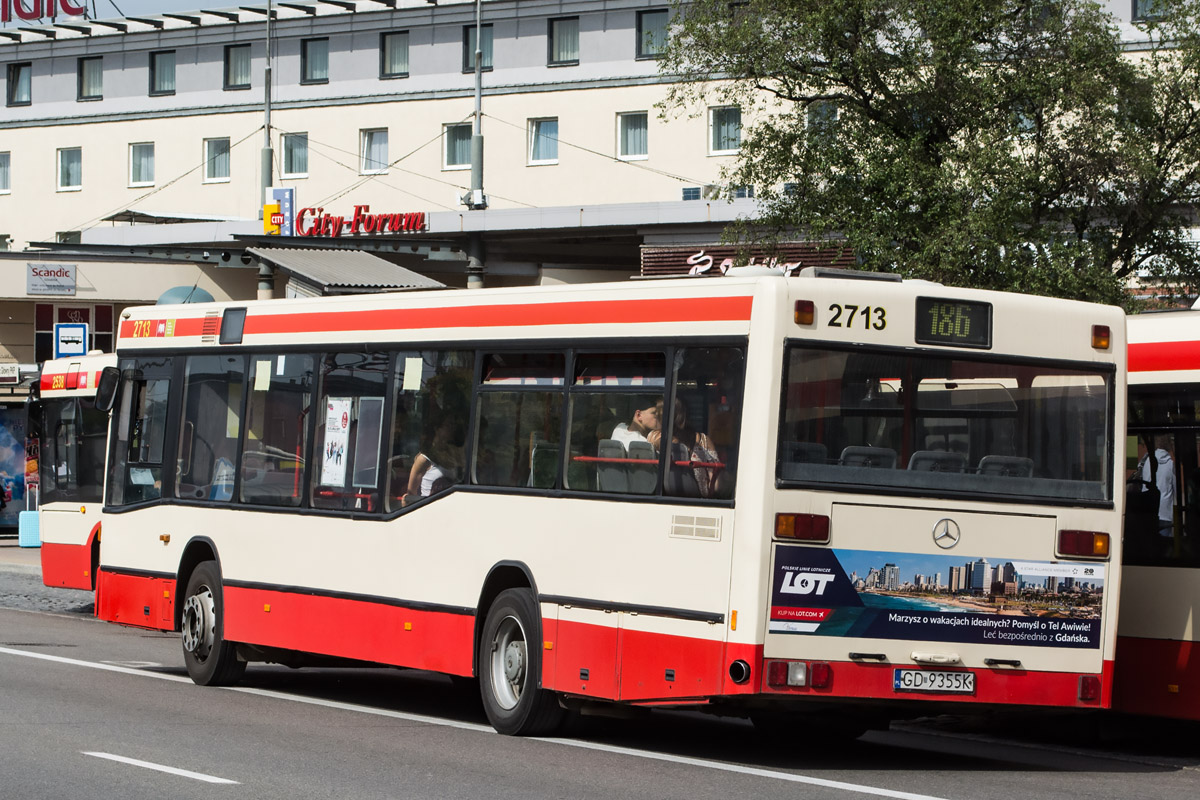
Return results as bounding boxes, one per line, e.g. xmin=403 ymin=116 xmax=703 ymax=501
xmin=0 ymin=151 xmax=10 ymax=194
xmin=443 ymin=123 xmax=472 ymax=170
xmin=203 ymin=138 xmax=231 ymax=183
xmin=57 ymin=147 xmax=82 ymax=192
xmin=360 ymin=128 xmax=389 ymax=175
xmin=527 ymin=117 xmax=559 ymax=166
xmin=709 ymin=106 xmax=742 ymax=156
xmin=282 ymin=132 xmax=309 ymax=179
xmin=617 ymin=111 xmax=649 ymax=161
xmin=128 ymin=142 xmax=155 ymax=187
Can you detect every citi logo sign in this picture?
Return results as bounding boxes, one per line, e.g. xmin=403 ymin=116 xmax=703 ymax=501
xmin=780 ymin=571 xmax=835 ymax=596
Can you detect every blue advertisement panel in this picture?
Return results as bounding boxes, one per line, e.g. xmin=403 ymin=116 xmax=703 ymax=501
xmin=770 ymin=546 xmax=1104 ymax=649
xmin=0 ymin=407 xmax=26 ymax=527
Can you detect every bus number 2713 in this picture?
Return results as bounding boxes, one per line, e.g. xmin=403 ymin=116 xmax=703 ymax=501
xmin=828 ymin=304 xmax=886 ymax=331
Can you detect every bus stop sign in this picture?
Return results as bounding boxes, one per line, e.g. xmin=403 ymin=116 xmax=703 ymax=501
xmin=54 ymin=322 xmax=88 ymax=358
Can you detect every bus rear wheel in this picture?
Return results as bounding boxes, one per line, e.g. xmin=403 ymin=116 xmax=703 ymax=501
xmin=181 ymin=560 xmax=245 ymax=686
xmin=479 ymin=588 xmax=563 ymax=736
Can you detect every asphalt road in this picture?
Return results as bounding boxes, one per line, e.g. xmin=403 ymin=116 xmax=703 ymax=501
xmin=2 ymin=544 xmax=1200 ymax=800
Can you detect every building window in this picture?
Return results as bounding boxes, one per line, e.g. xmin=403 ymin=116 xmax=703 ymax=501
xmin=205 ymin=138 xmax=230 ymax=182
xmin=682 ymin=187 xmax=701 ymax=201
xmin=618 ymin=112 xmax=648 ymax=159
xmin=302 ymin=38 xmax=329 ymax=84
xmin=77 ymin=57 xmax=102 ymax=101
xmin=360 ymin=128 xmax=388 ymax=174
xmin=636 ymin=9 xmax=669 ymax=59
xmin=129 ymin=143 xmax=155 ymax=187
xmin=733 ymin=185 xmax=754 ymax=199
xmin=56 ymin=231 xmax=81 ymax=244
xmin=7 ymin=62 xmax=31 ymax=106
xmin=380 ymin=31 xmax=409 ymax=78
xmin=548 ymin=17 xmax=579 ymax=66
xmin=57 ymin=147 xmax=82 ymax=191
xmin=224 ymin=44 xmax=251 ymax=90
xmin=1133 ymin=0 xmax=1165 ymax=19
xmin=150 ymin=51 xmax=176 ymax=96
xmin=463 ymin=24 xmax=493 ymax=72
xmin=444 ymin=123 xmax=472 ymax=169
xmin=710 ymin=106 xmax=741 ymax=154
xmin=283 ymin=133 xmax=308 ymax=177
xmin=0 ymin=152 xmax=9 ymax=194
xmin=528 ymin=118 xmax=559 ymax=165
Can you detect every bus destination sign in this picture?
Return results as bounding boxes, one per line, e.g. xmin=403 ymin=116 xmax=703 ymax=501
xmin=914 ymin=297 xmax=992 ymax=349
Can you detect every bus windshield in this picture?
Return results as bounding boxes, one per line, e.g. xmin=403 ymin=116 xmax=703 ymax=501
xmin=778 ymin=344 xmax=1113 ymax=503
xmin=39 ymin=396 xmax=108 ymax=504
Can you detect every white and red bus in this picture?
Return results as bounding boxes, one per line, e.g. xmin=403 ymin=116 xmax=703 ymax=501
xmin=90 ymin=271 xmax=1125 ymax=735
xmin=30 ymin=351 xmax=116 ymax=590
xmin=1116 ymin=307 xmax=1200 ymax=719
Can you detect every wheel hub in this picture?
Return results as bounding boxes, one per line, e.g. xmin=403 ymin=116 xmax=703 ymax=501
xmin=503 ymin=640 xmax=526 ymax=683
xmin=181 ymin=588 xmax=215 ymax=661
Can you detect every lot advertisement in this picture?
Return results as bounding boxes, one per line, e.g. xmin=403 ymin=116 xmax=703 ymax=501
xmin=770 ymin=546 xmax=1103 ymax=649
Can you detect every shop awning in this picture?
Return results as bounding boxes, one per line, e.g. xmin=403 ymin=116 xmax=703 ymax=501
xmin=247 ymin=247 xmax=446 ymax=294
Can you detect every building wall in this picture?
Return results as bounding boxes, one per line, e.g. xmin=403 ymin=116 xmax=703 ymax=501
xmin=0 ymin=0 xmax=745 ymax=249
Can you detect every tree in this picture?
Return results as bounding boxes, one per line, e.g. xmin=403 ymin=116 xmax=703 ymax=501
xmin=660 ymin=0 xmax=1200 ymax=306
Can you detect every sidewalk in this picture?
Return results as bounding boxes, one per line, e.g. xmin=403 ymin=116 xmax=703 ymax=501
xmin=0 ymin=539 xmax=43 ymax=568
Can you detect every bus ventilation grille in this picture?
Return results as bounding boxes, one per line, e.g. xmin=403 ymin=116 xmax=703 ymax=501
xmin=670 ymin=515 xmax=722 ymax=542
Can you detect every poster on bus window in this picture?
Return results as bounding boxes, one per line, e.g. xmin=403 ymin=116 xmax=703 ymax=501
xmin=321 ymin=398 xmax=351 ymax=488
xmin=770 ymin=545 xmax=1104 ymax=649
xmin=0 ymin=407 xmax=25 ymax=527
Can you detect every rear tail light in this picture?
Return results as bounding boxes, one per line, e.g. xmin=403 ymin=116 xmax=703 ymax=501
xmin=776 ymin=513 xmax=830 ymax=542
xmin=795 ymin=300 xmax=815 ymax=325
xmin=1092 ymin=325 xmax=1111 ymax=350
xmin=809 ymin=661 xmax=832 ymax=689
xmin=1058 ymin=530 xmax=1110 ymax=558
xmin=1079 ymin=675 xmax=1101 ymax=702
xmin=765 ymin=660 xmax=831 ymax=688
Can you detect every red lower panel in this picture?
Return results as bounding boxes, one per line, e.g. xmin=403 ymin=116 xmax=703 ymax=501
xmin=223 ymin=586 xmax=475 ymax=676
xmin=617 ymin=627 xmax=723 ymax=701
xmin=95 ymin=570 xmax=175 ymax=631
xmin=1113 ymin=636 xmax=1200 ymax=719
xmin=761 ymin=657 xmax=1113 ymax=708
xmin=551 ymin=618 xmax=619 ymax=699
xmin=41 ymin=540 xmax=93 ymax=590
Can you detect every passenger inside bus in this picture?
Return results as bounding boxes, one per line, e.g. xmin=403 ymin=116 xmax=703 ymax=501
xmin=670 ymin=397 xmax=721 ymax=497
xmin=611 ymin=398 xmax=663 ymax=449
xmin=403 ymin=413 xmax=465 ymax=506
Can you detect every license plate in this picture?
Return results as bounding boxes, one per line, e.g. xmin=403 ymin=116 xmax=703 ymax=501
xmin=893 ymin=668 xmax=975 ymax=694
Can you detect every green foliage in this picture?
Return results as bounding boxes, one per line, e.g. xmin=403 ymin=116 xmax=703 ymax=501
xmin=660 ymin=0 xmax=1200 ymax=306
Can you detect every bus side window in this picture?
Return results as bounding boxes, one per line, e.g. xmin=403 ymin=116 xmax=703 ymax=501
xmin=566 ymin=352 xmax=665 ymax=496
xmin=666 ymin=346 xmax=745 ymax=500
xmin=311 ymin=352 xmax=389 ymax=513
xmin=241 ymin=354 xmax=313 ymax=507
xmin=473 ymin=352 xmax=565 ymax=490
xmin=175 ymin=355 xmax=245 ymax=503
xmin=386 ymin=350 xmax=475 ymax=511
xmin=108 ymin=359 xmax=172 ymax=507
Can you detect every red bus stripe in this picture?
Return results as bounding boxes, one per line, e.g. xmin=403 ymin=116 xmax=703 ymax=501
xmin=118 ymin=297 xmax=754 ymax=341
xmin=1129 ymin=340 xmax=1200 ymax=373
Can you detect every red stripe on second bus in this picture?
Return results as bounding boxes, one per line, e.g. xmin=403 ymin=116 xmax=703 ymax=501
xmin=1129 ymin=340 xmax=1200 ymax=373
xmin=1113 ymin=635 xmax=1200 ymax=720
xmin=40 ymin=523 xmax=99 ymax=591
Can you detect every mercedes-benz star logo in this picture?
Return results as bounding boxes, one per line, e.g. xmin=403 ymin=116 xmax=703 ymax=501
xmin=932 ymin=518 xmax=961 ymax=549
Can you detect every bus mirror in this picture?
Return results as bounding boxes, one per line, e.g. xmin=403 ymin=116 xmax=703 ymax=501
xmin=95 ymin=366 xmax=121 ymax=413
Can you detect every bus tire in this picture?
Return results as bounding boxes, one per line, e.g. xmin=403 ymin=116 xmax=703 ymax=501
xmin=479 ymin=588 xmax=563 ymax=736
xmin=180 ymin=560 xmax=245 ymax=687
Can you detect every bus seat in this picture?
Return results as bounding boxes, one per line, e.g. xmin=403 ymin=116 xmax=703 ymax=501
xmin=597 ymin=439 xmax=629 ymax=493
xmin=786 ymin=441 xmax=828 ymax=464
xmin=528 ymin=440 xmax=559 ymax=488
xmin=627 ymin=440 xmax=657 ymax=494
xmin=839 ymin=446 xmax=897 ymax=469
xmin=908 ymin=450 xmax=967 ymax=472
xmin=977 ymin=455 xmax=1034 ymax=478
xmin=668 ymin=442 xmax=700 ymax=498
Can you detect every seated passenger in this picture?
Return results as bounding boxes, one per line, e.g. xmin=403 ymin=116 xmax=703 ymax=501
xmin=671 ymin=399 xmax=720 ymax=497
xmin=611 ymin=398 xmax=663 ymax=450
xmin=403 ymin=415 xmax=464 ymax=506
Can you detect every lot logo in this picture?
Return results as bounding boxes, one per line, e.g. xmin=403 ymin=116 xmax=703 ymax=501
xmin=780 ymin=570 xmax=836 ymax=596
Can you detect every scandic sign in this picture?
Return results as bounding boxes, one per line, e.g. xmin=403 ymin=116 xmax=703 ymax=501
xmin=295 ymin=205 xmax=427 ymax=238
xmin=2 ymin=0 xmax=85 ymax=21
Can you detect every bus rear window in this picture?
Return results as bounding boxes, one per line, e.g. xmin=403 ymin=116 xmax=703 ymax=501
xmin=777 ymin=344 xmax=1113 ymax=503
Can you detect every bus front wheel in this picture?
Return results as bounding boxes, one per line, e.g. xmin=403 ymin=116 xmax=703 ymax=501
xmin=479 ymin=588 xmax=563 ymax=736
xmin=181 ymin=561 xmax=246 ymax=686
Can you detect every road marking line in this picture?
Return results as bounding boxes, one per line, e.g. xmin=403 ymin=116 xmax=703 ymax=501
xmin=2 ymin=646 xmax=943 ymax=799
xmin=83 ymin=752 xmax=238 ymax=784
